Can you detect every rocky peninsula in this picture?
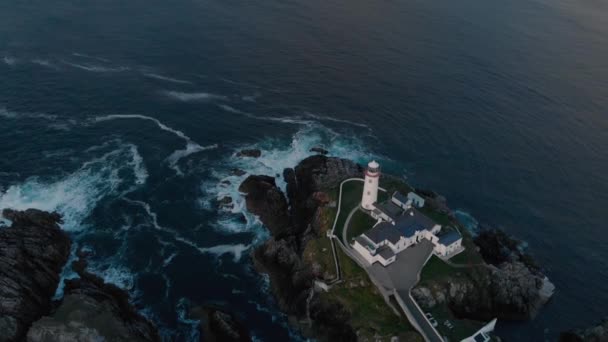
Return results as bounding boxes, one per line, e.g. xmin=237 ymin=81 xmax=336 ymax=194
xmin=238 ymin=154 xmax=555 ymax=341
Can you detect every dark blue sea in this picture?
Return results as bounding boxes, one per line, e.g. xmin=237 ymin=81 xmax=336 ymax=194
xmin=1 ymin=0 xmax=607 ymax=340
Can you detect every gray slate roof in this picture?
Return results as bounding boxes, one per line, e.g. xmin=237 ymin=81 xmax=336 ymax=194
xmin=363 ymin=222 xmax=402 ymax=245
xmin=377 ymin=246 xmax=395 ymax=260
xmin=392 ymin=191 xmax=409 ymax=204
xmin=438 ymin=230 xmax=462 ymax=246
xmin=394 ymin=208 xmax=437 ymax=238
xmin=374 ymin=201 xmax=403 ymax=220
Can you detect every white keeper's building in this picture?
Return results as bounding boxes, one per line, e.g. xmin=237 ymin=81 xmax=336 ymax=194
xmin=352 ymin=161 xmax=465 ymax=266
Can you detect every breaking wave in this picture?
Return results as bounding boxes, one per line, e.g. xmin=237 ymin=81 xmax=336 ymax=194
xmin=200 ymin=122 xmax=373 ymax=238
xmin=303 ymin=111 xmax=370 ymax=129
xmin=0 ymin=107 xmax=58 ymax=120
xmin=93 ymin=114 xmax=217 ymax=175
xmin=31 ymin=59 xmax=59 ymax=69
xmin=90 ymin=263 xmax=136 ymax=290
xmin=2 ymin=56 xmax=17 ymax=66
xmin=63 ymin=60 xmax=129 ymax=73
xmin=143 ymin=72 xmax=192 ymax=84
xmin=163 ymin=90 xmax=227 ymax=102
xmin=217 ymin=104 xmax=313 ymax=125
xmin=0 ymin=143 xmax=148 ymax=231
xmin=454 ymin=209 xmax=479 ymax=235
xmin=72 ymin=52 xmax=111 ymax=62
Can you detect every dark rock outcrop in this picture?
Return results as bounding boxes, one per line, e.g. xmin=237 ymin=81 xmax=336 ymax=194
xmin=238 ymin=175 xmax=290 ymax=237
xmin=0 ymin=209 xmax=72 ymax=342
xmin=413 ymin=228 xmax=553 ymax=321
xmin=0 ymin=208 xmax=159 ymax=342
xmin=190 ymin=306 xmax=251 ymax=342
xmin=27 ymin=249 xmax=160 ymax=342
xmin=310 ymin=147 xmax=329 ymax=155
xmin=239 ymin=155 xmax=362 ymax=340
xmin=559 ymin=318 xmax=608 ymax=342
xmin=236 ymin=149 xmax=262 ymax=158
xmin=475 ymin=228 xmax=539 ymax=272
xmin=231 ymin=168 xmax=247 ymax=176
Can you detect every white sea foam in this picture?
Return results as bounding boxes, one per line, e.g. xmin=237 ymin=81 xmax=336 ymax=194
xmin=143 ymin=72 xmax=192 ymax=84
xmin=63 ymin=61 xmax=129 ymax=73
xmin=217 ymin=104 xmax=312 ymax=125
xmin=0 ymin=107 xmax=58 ymax=120
xmin=53 ymin=244 xmax=80 ymax=299
xmin=163 ymin=252 xmax=178 ymax=267
xmin=303 ymin=111 xmax=370 ymax=129
xmin=90 ymin=263 xmax=136 ymax=290
xmin=199 ymin=123 xmax=372 ymax=240
xmin=31 ymin=59 xmax=59 ymax=69
xmin=2 ymin=56 xmax=17 ymax=66
xmin=176 ymin=298 xmax=200 ymax=341
xmin=173 ymin=235 xmax=249 ymax=262
xmin=163 ymin=90 xmax=227 ymax=102
xmin=72 ymin=52 xmax=111 ymax=62
xmin=241 ymin=93 xmax=261 ymax=102
xmin=0 ymin=143 xmax=147 ymax=231
xmin=93 ymin=114 xmax=216 ymax=175
xmin=165 ymin=142 xmax=218 ymax=175
xmin=454 ymin=209 xmax=479 ymax=235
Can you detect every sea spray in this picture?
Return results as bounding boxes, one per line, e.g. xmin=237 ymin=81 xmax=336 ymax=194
xmin=199 ymin=122 xmax=372 ymax=240
xmin=0 ymin=143 xmax=147 ymax=231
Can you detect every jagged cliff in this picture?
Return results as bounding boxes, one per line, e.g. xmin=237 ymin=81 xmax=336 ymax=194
xmin=0 ymin=209 xmax=72 ymax=341
xmin=239 ymin=155 xmax=362 ymax=341
xmin=412 ymin=227 xmax=553 ymax=321
xmin=0 ymin=209 xmax=160 ymax=342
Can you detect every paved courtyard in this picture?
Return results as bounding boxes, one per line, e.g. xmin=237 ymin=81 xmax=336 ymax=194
xmin=362 ymin=240 xmax=443 ymax=342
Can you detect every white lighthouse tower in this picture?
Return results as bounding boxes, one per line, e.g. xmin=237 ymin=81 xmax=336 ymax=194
xmin=361 ymin=160 xmax=380 ymax=210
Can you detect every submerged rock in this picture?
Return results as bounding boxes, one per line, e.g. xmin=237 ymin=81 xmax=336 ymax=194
xmin=236 ymin=149 xmax=262 ymax=158
xmin=190 ymin=305 xmax=252 ymax=342
xmin=0 ymin=209 xmax=72 ymax=342
xmin=231 ymin=168 xmax=247 ymax=176
xmin=310 ymin=147 xmax=329 ymax=155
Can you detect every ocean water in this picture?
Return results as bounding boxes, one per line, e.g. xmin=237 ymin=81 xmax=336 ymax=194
xmin=1 ymin=0 xmax=607 ymax=340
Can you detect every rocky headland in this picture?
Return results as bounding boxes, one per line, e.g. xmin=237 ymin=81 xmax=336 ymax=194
xmin=412 ymin=225 xmax=554 ymax=321
xmin=239 ymin=155 xmax=554 ymax=341
xmin=560 ymin=318 xmax=608 ymax=342
xmin=0 ymin=208 xmax=160 ymax=342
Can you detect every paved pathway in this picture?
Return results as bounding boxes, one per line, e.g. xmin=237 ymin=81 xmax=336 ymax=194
xmin=341 ymin=206 xmax=360 ymax=247
xmin=365 ymin=240 xmax=444 ymax=342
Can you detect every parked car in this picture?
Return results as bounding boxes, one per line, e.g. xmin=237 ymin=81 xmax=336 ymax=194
xmin=425 ymin=313 xmax=439 ymax=327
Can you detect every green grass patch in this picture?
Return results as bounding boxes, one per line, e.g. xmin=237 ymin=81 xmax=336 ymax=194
xmin=345 ymin=209 xmax=377 ymax=242
xmin=333 ymin=180 xmax=364 ymax=239
xmin=303 ymin=236 xmax=337 ymax=280
xmin=418 ymin=206 xmax=452 ymax=226
xmin=380 ymin=176 xmax=414 ymax=195
xmin=336 ymin=245 xmax=365 ymax=278
xmin=419 ymin=256 xmax=465 ymax=284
